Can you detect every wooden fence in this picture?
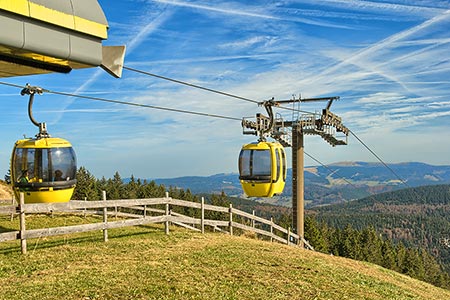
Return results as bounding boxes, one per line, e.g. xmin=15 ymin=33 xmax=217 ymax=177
xmin=0 ymin=192 xmax=313 ymax=254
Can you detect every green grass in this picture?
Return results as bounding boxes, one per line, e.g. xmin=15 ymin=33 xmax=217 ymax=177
xmin=1 ymin=214 xmax=449 ymax=300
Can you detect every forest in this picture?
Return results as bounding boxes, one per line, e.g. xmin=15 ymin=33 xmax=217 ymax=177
xmin=73 ymin=167 xmax=450 ymax=289
xmin=312 ymin=185 xmax=450 ymax=277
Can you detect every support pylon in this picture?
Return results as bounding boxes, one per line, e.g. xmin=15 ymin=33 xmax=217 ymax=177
xmin=292 ymin=124 xmax=304 ymax=247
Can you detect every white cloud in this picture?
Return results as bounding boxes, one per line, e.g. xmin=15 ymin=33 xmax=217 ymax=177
xmin=289 ymin=0 xmax=447 ymax=17
xmin=356 ymin=92 xmax=409 ymax=105
xmin=303 ymin=9 xmax=450 ymax=84
xmin=151 ymin=0 xmax=353 ymax=28
xmin=220 ymin=36 xmax=278 ymax=50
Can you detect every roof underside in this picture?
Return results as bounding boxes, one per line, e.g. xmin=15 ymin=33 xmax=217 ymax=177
xmin=0 ymin=0 xmax=109 ymax=78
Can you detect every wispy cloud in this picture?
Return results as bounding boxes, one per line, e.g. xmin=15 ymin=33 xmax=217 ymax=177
xmin=125 ymin=53 xmax=280 ymax=65
xmin=289 ymin=0 xmax=447 ymax=17
xmin=52 ymin=7 xmax=175 ymax=125
xmin=152 ymin=0 xmax=280 ymax=20
xmin=125 ymin=10 xmax=175 ymax=54
xmin=301 ymin=9 xmax=450 ymax=86
xmin=151 ymin=0 xmax=353 ymax=28
xmin=219 ymin=36 xmax=278 ymax=50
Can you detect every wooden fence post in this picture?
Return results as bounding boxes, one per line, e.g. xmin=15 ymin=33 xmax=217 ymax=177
xmin=270 ymin=217 xmax=273 ymax=243
xmin=83 ymin=197 xmax=87 ymax=218
xmin=201 ymin=197 xmax=205 ymax=234
xmin=229 ymin=203 xmax=233 ymax=236
xmin=19 ymin=192 xmax=27 ymax=254
xmin=144 ymin=205 xmax=147 ymax=218
xmin=165 ymin=192 xmax=170 ymax=235
xmin=252 ymin=210 xmax=255 ymax=228
xmin=10 ymin=195 xmax=15 ymax=221
xmin=102 ymin=191 xmax=108 ymax=242
xmin=287 ymin=227 xmax=291 ymax=246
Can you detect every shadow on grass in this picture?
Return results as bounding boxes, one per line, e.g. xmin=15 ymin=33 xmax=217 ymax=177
xmin=0 ymin=224 xmax=164 ymax=255
xmin=0 ymin=225 xmax=17 ymax=233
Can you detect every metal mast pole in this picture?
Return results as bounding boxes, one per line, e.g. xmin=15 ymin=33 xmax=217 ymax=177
xmin=292 ymin=124 xmax=304 ymax=246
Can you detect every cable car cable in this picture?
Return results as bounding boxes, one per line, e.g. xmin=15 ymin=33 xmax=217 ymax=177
xmin=48 ymin=89 xmax=243 ymax=121
xmin=123 ymin=66 xmax=315 ymax=115
xmin=0 ymin=81 xmax=411 ymax=192
xmin=304 ymin=150 xmax=411 ymax=220
xmin=0 ymin=81 xmax=24 ymax=90
xmin=0 ymin=81 xmax=406 ymax=185
xmin=0 ymin=81 xmax=242 ymax=121
xmin=4 ymin=81 xmax=425 ymax=225
xmin=304 ymin=150 xmax=424 ymax=227
xmin=349 ymin=129 xmax=410 ymax=188
xmin=347 ymin=130 xmax=427 ymax=246
xmin=123 ymin=66 xmax=259 ymax=104
xmin=304 ymin=151 xmax=361 ymax=189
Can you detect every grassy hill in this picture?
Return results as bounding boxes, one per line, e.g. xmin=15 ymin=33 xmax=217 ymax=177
xmin=0 ymin=180 xmax=12 ymax=199
xmin=1 ymin=215 xmax=449 ymax=300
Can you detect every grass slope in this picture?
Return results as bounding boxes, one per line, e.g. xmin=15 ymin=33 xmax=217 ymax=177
xmin=0 ymin=180 xmax=12 ymax=199
xmin=0 ymin=215 xmax=449 ymax=300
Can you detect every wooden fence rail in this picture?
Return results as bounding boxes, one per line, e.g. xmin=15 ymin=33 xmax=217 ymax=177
xmin=0 ymin=192 xmax=313 ymax=254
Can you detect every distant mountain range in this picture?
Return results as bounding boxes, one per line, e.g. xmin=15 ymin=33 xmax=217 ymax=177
xmin=148 ymin=162 xmax=450 ymax=208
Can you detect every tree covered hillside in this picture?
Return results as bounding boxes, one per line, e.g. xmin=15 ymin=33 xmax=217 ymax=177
xmin=312 ymin=184 xmax=450 ymax=275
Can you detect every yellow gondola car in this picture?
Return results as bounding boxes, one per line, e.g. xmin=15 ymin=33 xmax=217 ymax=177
xmin=238 ymin=141 xmax=287 ymax=197
xmin=11 ymin=137 xmax=77 ymax=203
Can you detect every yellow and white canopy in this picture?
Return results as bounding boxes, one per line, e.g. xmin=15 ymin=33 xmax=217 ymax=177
xmin=0 ymin=0 xmax=124 ymax=77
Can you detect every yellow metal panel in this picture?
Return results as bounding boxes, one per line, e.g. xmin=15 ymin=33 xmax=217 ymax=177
xmin=29 ymin=1 xmax=75 ymax=30
xmin=21 ymin=53 xmax=71 ymax=67
xmin=0 ymin=0 xmax=30 ymax=16
xmin=241 ymin=181 xmax=272 ymax=198
xmin=1 ymin=0 xmax=107 ymax=38
xmin=74 ymin=15 xmax=108 ymax=39
xmin=28 ymin=2 xmax=107 ymax=39
xmin=15 ymin=137 xmax=73 ymax=149
xmin=14 ymin=187 xmax=75 ymax=203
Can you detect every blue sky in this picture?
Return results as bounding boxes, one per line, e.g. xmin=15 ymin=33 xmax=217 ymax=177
xmin=1 ymin=0 xmax=450 ymax=179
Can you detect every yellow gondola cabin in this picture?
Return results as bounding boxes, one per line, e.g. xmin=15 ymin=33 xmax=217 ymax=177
xmin=12 ymin=137 xmax=77 ymax=203
xmin=238 ymin=141 xmax=286 ymax=197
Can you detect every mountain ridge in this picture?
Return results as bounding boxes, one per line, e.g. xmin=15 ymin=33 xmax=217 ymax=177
xmin=144 ymin=161 xmax=450 ymax=207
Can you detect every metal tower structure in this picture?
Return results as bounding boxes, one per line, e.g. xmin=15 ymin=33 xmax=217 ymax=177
xmin=242 ymin=96 xmax=349 ymax=246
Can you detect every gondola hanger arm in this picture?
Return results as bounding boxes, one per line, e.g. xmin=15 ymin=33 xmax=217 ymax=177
xmin=20 ymin=84 xmax=50 ymax=138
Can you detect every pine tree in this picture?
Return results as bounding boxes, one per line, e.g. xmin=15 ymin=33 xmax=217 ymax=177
xmin=72 ymin=167 xmax=98 ymax=200
xmin=402 ymin=248 xmax=425 ymax=280
xmin=4 ymin=169 xmax=11 ymax=184
xmin=380 ymin=240 xmax=396 ymax=270
xmin=360 ymin=226 xmax=383 ymax=265
xmin=96 ymin=176 xmax=108 ymax=198
xmin=305 ymin=216 xmax=328 ymax=252
xmin=395 ymin=242 xmax=407 ymax=273
xmin=339 ymin=225 xmax=361 ymax=259
xmin=123 ymin=175 xmax=139 ymax=199
xmin=106 ymin=171 xmax=123 ymax=199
